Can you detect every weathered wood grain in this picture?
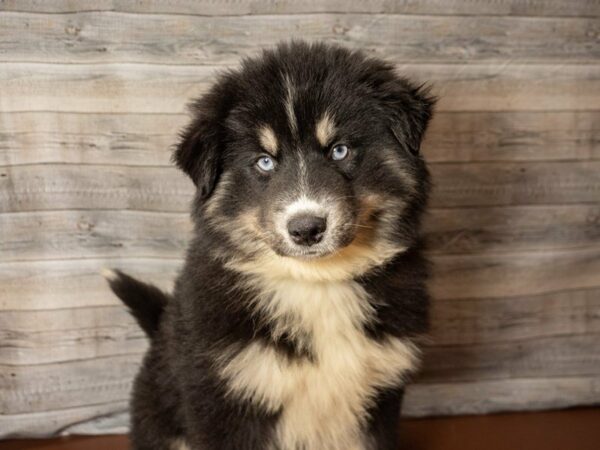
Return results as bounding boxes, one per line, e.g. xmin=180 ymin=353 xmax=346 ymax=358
xmin=416 ymin=63 xmax=600 ymax=113
xmin=0 ymin=63 xmax=215 ymax=114
xmin=0 ymin=305 xmax=146 ymax=365
xmin=1 ymin=62 xmax=598 ymax=113
xmin=430 ymin=247 xmax=600 ymax=300
xmin=1 ymin=12 xmax=598 ymax=65
xmin=58 ymin=410 xmax=128 ymax=436
xmin=404 ymin=376 xmax=600 ymax=417
xmin=423 ymin=111 xmax=600 ymax=163
xmin=0 ymin=306 xmax=147 ymax=365
xmin=0 ymin=164 xmax=195 ymax=213
xmin=430 ymin=287 xmax=600 ymax=346
xmin=429 ymin=161 xmax=600 ymax=208
xmin=2 ymin=161 xmax=598 ymax=214
xmin=424 ymin=204 xmax=600 ymax=254
xmin=0 ymin=258 xmax=180 ymax=311
xmin=0 ymin=354 xmax=141 ymax=414
xmin=2 ymin=204 xmax=599 ymax=262
xmin=2 ymin=111 xmax=598 ymax=167
xmin=420 ymin=333 xmax=600 ymax=383
xmin=0 ymin=210 xmax=191 ymax=261
xmin=1 ymin=0 xmax=598 ymax=17
xmin=0 ymin=401 xmax=128 ymax=438
xmin=0 ymin=112 xmax=183 ymax=166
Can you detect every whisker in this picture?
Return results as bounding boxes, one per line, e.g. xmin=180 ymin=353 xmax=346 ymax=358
xmin=350 ymin=224 xmax=374 ymax=230
xmin=353 ymin=223 xmax=373 ymax=227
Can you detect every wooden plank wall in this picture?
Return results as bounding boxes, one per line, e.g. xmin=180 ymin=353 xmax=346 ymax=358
xmin=1 ymin=0 xmax=599 ymax=438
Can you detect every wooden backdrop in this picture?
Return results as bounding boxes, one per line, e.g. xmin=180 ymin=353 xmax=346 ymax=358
xmin=1 ymin=0 xmax=599 ymax=438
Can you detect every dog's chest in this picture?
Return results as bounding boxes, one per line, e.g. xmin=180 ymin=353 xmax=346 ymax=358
xmin=220 ymin=278 xmax=419 ymax=450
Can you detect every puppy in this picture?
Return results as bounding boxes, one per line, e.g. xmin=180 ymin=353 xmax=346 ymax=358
xmin=105 ymin=41 xmax=434 ymax=450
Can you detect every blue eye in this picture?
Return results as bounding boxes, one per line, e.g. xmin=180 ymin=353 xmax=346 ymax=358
xmin=331 ymin=144 xmax=349 ymax=161
xmin=256 ymin=155 xmax=275 ymax=172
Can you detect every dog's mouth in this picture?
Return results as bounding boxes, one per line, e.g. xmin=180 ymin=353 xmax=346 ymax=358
xmin=275 ymin=244 xmax=340 ymax=260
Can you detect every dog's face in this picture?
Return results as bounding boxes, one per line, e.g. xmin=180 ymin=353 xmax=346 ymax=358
xmin=175 ymin=42 xmax=433 ymax=279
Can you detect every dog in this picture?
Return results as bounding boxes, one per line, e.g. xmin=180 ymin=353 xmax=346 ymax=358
xmin=104 ymin=41 xmax=434 ymax=450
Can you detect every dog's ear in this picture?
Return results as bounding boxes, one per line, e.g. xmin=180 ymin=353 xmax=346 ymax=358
xmin=377 ymin=75 xmax=436 ymax=156
xmin=173 ymin=80 xmax=237 ymax=200
xmin=173 ymin=113 xmax=222 ymax=200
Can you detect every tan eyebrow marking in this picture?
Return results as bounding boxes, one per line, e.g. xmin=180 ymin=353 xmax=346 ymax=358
xmin=258 ymin=125 xmax=278 ymax=155
xmin=316 ymin=112 xmax=336 ymax=147
xmin=283 ymin=74 xmax=298 ymax=138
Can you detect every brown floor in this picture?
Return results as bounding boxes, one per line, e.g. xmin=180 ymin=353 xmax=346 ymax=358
xmin=1 ymin=408 xmax=599 ymax=450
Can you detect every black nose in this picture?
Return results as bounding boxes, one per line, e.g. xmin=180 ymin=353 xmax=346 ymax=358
xmin=287 ymin=214 xmax=327 ymax=246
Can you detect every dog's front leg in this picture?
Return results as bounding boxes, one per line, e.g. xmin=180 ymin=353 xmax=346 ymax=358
xmin=364 ymin=386 xmax=405 ymax=450
xmin=181 ymin=376 xmax=279 ymax=450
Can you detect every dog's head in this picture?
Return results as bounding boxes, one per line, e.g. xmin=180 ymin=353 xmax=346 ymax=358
xmin=174 ymin=42 xmax=434 ymax=280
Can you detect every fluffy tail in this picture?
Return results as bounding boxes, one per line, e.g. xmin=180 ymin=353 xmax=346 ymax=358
xmin=102 ymin=269 xmax=170 ymax=338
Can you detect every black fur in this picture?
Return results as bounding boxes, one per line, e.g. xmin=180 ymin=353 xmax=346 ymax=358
xmin=105 ymin=269 xmax=169 ymax=338
xmin=106 ymin=41 xmax=434 ymax=450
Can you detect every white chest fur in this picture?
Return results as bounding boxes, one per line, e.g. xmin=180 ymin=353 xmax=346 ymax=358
xmin=218 ymin=277 xmax=420 ymax=450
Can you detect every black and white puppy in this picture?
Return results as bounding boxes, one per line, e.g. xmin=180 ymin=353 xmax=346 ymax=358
xmin=105 ymin=41 xmax=434 ymax=450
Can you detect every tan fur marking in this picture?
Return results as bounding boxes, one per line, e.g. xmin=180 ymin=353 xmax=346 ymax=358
xmin=316 ymin=112 xmax=336 ymax=147
xmin=170 ymin=438 xmax=191 ymax=450
xmin=283 ymin=74 xmax=298 ymax=136
xmin=258 ymin=125 xmax=278 ymax=155
xmin=382 ymin=149 xmax=418 ymax=192
xmin=219 ymin=341 xmax=295 ymax=413
xmin=100 ymin=268 xmax=118 ymax=282
xmin=207 ymin=205 xmax=273 ymax=265
xmin=219 ymin=277 xmax=420 ymax=450
xmin=204 ymin=171 xmax=234 ymax=218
